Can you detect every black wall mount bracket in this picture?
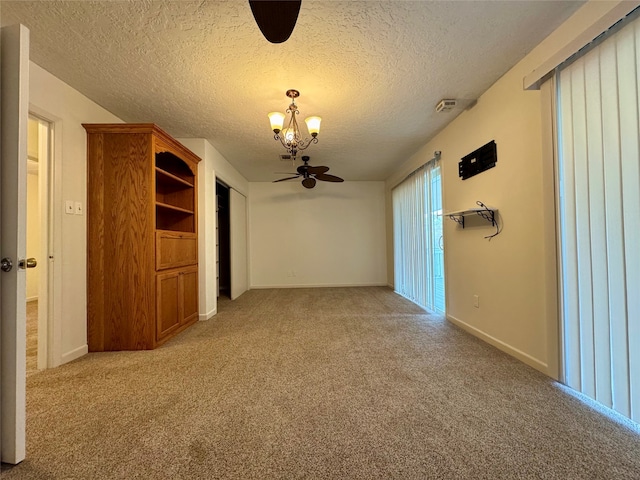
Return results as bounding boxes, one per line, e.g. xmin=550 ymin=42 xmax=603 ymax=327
xmin=459 ymin=140 xmax=497 ymax=180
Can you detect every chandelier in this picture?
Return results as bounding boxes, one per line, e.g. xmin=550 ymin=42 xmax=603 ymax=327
xmin=268 ymin=89 xmax=321 ymax=160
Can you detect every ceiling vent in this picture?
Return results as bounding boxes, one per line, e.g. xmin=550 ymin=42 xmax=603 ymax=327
xmin=436 ymin=99 xmax=457 ymax=113
xmin=280 ymin=154 xmax=293 ymax=161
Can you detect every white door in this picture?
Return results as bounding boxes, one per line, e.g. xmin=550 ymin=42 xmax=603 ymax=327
xmin=229 ymin=189 xmax=248 ymax=300
xmin=1 ymin=23 xmax=30 ymax=464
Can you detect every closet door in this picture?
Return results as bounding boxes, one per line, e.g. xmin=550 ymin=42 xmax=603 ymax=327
xmin=229 ymin=189 xmax=248 ymax=300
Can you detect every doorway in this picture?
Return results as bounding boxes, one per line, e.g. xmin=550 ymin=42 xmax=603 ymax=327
xmin=26 ymin=114 xmax=52 ymax=373
xmin=216 ymin=180 xmax=231 ymax=299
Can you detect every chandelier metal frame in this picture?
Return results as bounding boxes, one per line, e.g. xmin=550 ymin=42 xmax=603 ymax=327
xmin=269 ymin=89 xmax=320 ymax=160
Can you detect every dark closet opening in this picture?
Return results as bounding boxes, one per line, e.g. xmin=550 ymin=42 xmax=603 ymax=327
xmin=216 ymin=181 xmax=231 ymax=298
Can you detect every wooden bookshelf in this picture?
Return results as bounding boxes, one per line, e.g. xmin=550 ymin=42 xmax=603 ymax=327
xmin=84 ymin=123 xmax=201 ymax=350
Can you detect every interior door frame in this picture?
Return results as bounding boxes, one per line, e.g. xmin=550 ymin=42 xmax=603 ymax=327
xmin=27 ymin=112 xmax=56 ymax=370
xmin=28 ymin=106 xmax=64 ymax=369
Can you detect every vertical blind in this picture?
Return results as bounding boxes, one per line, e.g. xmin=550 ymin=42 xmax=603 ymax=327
xmin=392 ymin=159 xmax=444 ymax=313
xmin=557 ymin=12 xmax=640 ymax=422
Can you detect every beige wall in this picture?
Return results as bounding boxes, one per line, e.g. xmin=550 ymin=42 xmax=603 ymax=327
xmin=249 ymin=181 xmax=387 ymax=288
xmin=27 ymin=115 xmax=38 ymax=159
xmin=26 ymin=172 xmax=40 ymax=301
xmin=29 ymin=62 xmax=122 ymax=366
xmin=26 ymin=116 xmax=40 ymax=301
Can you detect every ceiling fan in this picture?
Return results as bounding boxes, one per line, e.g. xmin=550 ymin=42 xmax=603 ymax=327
xmin=273 ymin=156 xmax=344 ymax=189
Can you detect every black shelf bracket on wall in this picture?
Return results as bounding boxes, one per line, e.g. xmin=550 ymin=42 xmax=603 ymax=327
xmin=475 ymin=203 xmax=496 ymax=226
xmin=444 ymin=201 xmax=500 ymax=239
xmin=450 ymin=215 xmax=465 ymax=227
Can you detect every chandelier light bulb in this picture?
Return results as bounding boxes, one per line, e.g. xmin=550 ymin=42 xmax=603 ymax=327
xmin=305 ymin=116 xmax=321 ymax=137
xmin=282 ymin=127 xmax=296 ymax=143
xmin=268 ymin=111 xmax=285 ymax=133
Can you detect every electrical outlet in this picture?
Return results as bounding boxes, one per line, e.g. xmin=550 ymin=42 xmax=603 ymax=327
xmin=74 ymin=201 xmax=83 ymax=215
xmin=65 ymin=200 xmax=74 ymax=214
xmin=473 ymin=295 xmax=480 ymax=308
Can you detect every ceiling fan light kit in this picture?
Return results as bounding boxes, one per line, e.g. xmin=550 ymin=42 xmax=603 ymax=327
xmin=273 ymin=156 xmax=344 ymax=189
xmin=268 ymin=89 xmax=321 ymax=161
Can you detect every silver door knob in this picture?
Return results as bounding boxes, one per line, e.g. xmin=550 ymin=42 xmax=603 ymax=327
xmin=1 ymin=257 xmax=12 ymax=272
xmin=18 ymin=258 xmax=37 ymax=269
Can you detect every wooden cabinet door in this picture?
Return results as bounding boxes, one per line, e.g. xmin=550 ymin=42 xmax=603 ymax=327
xmin=156 ymin=232 xmax=197 ymax=270
xmin=156 ymin=271 xmax=181 ymax=341
xmin=180 ymin=267 xmax=199 ymax=325
xmin=157 ymin=266 xmax=199 ymax=343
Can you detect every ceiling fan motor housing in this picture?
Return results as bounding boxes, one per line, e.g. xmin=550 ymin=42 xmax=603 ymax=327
xmin=272 ymin=156 xmax=344 ymax=188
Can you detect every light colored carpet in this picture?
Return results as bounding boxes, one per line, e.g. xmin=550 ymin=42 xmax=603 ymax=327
xmin=2 ymin=287 xmax=639 ymax=479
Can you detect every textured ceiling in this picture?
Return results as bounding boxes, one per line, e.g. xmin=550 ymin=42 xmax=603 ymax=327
xmin=1 ymin=0 xmax=584 ymax=181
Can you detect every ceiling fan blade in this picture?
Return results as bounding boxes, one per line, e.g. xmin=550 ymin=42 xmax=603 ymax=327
xmin=273 ymin=175 xmax=300 ymax=183
xmin=314 ymin=173 xmax=344 ymax=182
xmin=306 ymin=165 xmax=330 ymax=175
xmin=302 ymin=177 xmax=316 ymax=189
xmin=248 ymin=0 xmax=301 ymax=44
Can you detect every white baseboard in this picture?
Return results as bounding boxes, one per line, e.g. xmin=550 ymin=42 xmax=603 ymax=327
xmin=250 ymin=282 xmax=388 ymax=289
xmin=61 ymin=344 xmax=88 ymax=365
xmin=446 ymin=314 xmax=549 ymax=375
xmin=199 ymin=308 xmax=217 ymax=321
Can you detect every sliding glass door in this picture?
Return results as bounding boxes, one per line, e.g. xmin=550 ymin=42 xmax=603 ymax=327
xmin=392 ymin=159 xmax=445 ymax=314
xmin=557 ymin=12 xmax=640 ymax=422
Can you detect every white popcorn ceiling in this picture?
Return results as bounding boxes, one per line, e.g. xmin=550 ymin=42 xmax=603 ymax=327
xmin=1 ymin=0 xmax=583 ymax=181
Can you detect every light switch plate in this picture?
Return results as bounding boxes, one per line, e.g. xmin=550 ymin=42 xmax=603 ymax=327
xmin=65 ymin=200 xmax=74 ymax=214
xmin=74 ymin=201 xmax=83 ymax=215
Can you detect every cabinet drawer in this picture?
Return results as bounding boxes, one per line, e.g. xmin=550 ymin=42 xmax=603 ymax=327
xmin=156 ymin=231 xmax=197 ymax=270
